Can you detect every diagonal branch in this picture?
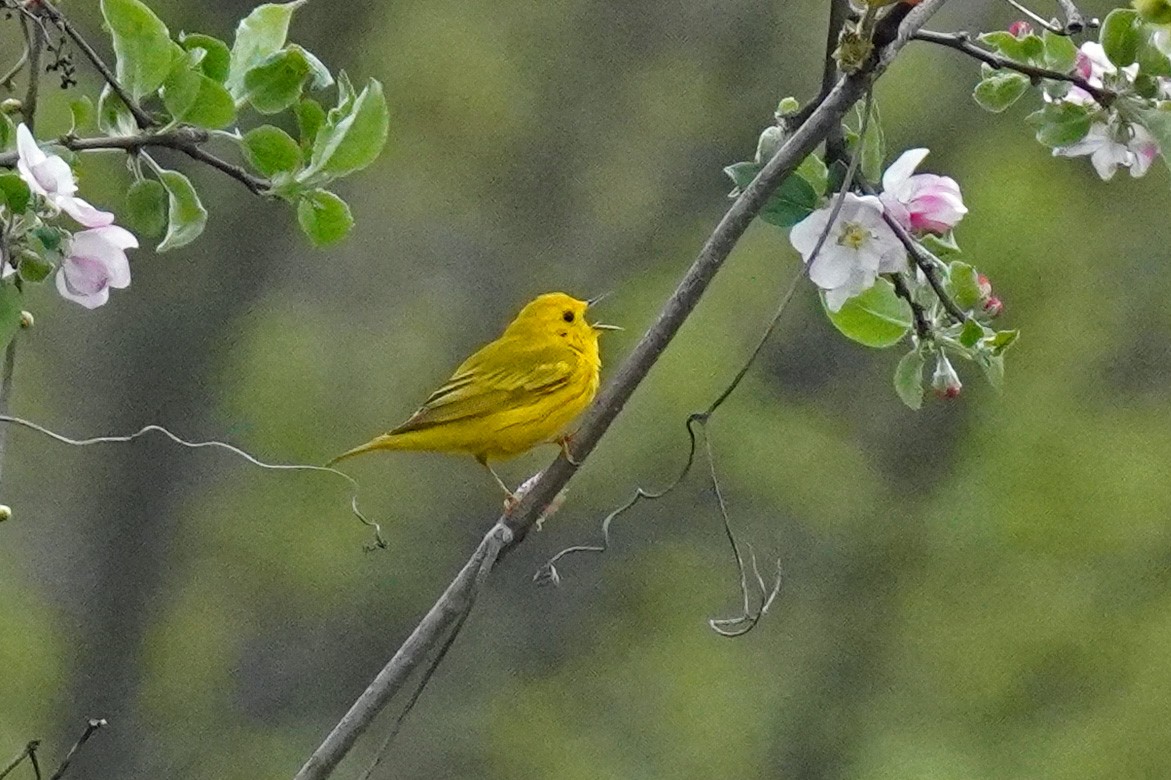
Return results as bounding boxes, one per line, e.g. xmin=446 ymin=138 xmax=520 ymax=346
xmin=913 ymin=29 xmax=1113 ymax=107
xmin=34 ymin=0 xmax=155 ymax=129
xmin=0 ymin=740 xmax=40 ymax=780
xmin=292 ymin=2 xmax=953 ymax=778
xmin=47 ymin=719 xmax=106 ymax=780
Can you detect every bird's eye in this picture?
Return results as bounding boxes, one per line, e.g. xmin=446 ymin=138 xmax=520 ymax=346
xmin=563 ymin=311 xmax=575 ymax=323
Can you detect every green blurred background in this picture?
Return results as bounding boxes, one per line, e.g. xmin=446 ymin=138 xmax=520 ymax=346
xmin=3 ymin=0 xmax=1170 ymax=777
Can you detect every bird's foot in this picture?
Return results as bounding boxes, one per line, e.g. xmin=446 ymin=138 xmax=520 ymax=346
xmin=557 ymin=434 xmax=582 ymax=467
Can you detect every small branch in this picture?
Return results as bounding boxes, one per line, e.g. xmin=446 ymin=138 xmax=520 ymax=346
xmin=889 ymin=272 xmax=931 ymax=340
xmin=913 ymin=30 xmax=1113 ymax=107
xmin=35 ymin=0 xmax=155 ymax=129
xmin=1055 ymin=0 xmax=1087 ymax=34
xmin=47 ymin=719 xmax=107 ymax=780
xmin=821 ymin=0 xmax=852 ymax=170
xmin=875 ymin=206 xmax=968 ymax=323
xmin=0 ymin=46 xmax=28 ymax=91
xmin=20 ymin=11 xmax=43 ymax=131
xmin=0 ymin=129 xmax=270 ymax=195
xmin=293 ymin=2 xmax=953 ymax=777
xmin=0 ymin=740 xmax=41 ymax=780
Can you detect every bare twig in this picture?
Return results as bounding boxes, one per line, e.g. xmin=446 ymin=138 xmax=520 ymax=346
xmin=0 ymin=46 xmax=28 ymax=91
xmin=890 ymin=272 xmax=931 ymax=340
xmin=47 ymin=719 xmax=107 ymax=780
xmin=913 ymin=29 xmax=1113 ymax=107
xmin=293 ymin=3 xmax=952 ymax=777
xmin=1055 ymin=0 xmax=1087 ymax=34
xmin=821 ymin=0 xmax=853 ymax=170
xmin=34 ymin=0 xmax=155 ymax=129
xmin=0 ymin=129 xmax=270 ymax=194
xmin=875 ymin=204 xmax=968 ymax=323
xmin=20 ymin=14 xmax=42 ymax=131
xmin=0 ymin=741 xmax=41 ymax=780
xmin=0 ymin=414 xmax=385 ymax=548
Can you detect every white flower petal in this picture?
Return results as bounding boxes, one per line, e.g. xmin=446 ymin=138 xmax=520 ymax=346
xmin=59 ymin=196 xmax=115 ymax=228
xmin=881 ymin=148 xmax=930 ymax=194
xmin=809 ymin=247 xmax=856 ymax=289
xmin=15 ymin=124 xmax=46 ymax=167
xmin=55 ymin=265 xmax=109 ymax=309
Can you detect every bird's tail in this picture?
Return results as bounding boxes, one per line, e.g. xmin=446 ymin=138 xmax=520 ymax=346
xmin=325 ymin=434 xmax=399 ymax=467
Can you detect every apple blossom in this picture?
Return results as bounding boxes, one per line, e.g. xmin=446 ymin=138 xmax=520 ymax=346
xmin=789 ymin=192 xmax=906 ymax=312
xmin=1007 ymin=21 xmax=1033 ymax=37
xmin=879 ymin=148 xmax=968 ymax=235
xmin=56 ymin=225 xmax=138 ymax=309
xmin=15 ymin=124 xmax=114 ymax=228
xmin=1052 ymin=122 xmax=1159 ymax=180
xmin=1064 ymin=42 xmax=1137 ymax=106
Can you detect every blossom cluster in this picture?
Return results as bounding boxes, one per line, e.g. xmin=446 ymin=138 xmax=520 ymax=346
xmin=6 ymin=124 xmax=137 ymax=309
xmin=788 ymin=148 xmax=966 ymax=312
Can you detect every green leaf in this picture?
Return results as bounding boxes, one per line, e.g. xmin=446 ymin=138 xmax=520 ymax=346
xmin=295 ymin=98 xmax=326 ymax=152
xmin=1042 ymin=30 xmax=1079 ymax=72
xmin=299 ymin=78 xmax=389 ymax=182
xmin=227 ymin=0 xmax=307 ymax=99
xmin=69 ymin=96 xmax=95 ymax=133
xmin=822 ymin=279 xmax=912 ymax=348
xmin=123 ymin=179 xmax=167 ymax=238
xmin=162 ymin=59 xmax=236 ymax=128
xmin=0 ymin=285 xmax=22 ymax=352
xmin=858 ymin=100 xmax=884 ymax=183
xmin=1137 ymin=30 xmax=1171 ymax=77
xmin=1100 ymin=8 xmax=1141 ymax=67
xmin=98 ymin=84 xmax=137 ymax=136
xmin=759 ymin=175 xmax=819 ymax=228
xmin=179 ymin=33 xmax=231 ymax=82
xmin=796 ymin=153 xmax=829 ymax=197
xmin=973 ymin=71 xmax=1030 ymax=113
xmin=297 ymin=189 xmax=352 ymax=246
xmin=240 ymin=45 xmax=330 ymax=114
xmin=1026 ymin=102 xmax=1092 ymax=147
xmin=986 ymin=329 xmax=1020 ymax=356
xmin=17 ymin=252 xmax=53 ymax=284
xmin=723 ymin=161 xmax=758 ymax=193
xmin=979 ymin=31 xmax=1045 ymax=63
xmin=0 ymin=173 xmax=31 ymax=214
xmin=920 ymin=231 xmax=961 ymax=258
xmin=31 ymin=226 xmax=63 ymax=252
xmin=947 ymin=261 xmax=983 ymax=311
xmin=959 ymin=318 xmax=986 ymax=348
xmin=893 ymin=349 xmax=925 ymax=410
xmin=156 ymin=169 xmax=207 ymax=251
xmin=100 ymin=0 xmax=181 ymax=99
xmin=242 ymin=125 xmax=302 ymax=176
xmin=977 ymin=353 xmax=1005 ymax=391
xmin=0 ymin=113 xmax=13 ymax=151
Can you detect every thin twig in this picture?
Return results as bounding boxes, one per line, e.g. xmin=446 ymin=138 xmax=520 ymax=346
xmin=293 ymin=3 xmax=952 ymax=777
xmin=890 ymin=272 xmax=930 ymax=340
xmin=0 ymin=130 xmax=270 ymax=194
xmin=35 ymin=0 xmax=155 ymax=129
xmin=1055 ymin=0 xmax=1087 ymax=34
xmin=1003 ymin=0 xmax=1065 ymax=33
xmin=0 ymin=414 xmax=386 ymax=548
xmin=20 ymin=14 xmax=42 ymax=131
xmin=0 ymin=741 xmax=40 ymax=780
xmin=821 ymin=0 xmax=852 ymax=171
xmin=47 ymin=719 xmax=107 ymax=780
xmin=913 ymin=29 xmax=1113 ymax=107
xmin=0 ymin=46 xmax=28 ymax=91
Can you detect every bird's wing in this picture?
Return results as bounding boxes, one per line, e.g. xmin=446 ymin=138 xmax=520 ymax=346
xmin=390 ymin=340 xmax=575 ymax=434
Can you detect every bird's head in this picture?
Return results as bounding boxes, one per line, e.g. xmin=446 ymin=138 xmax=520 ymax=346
xmin=505 ymin=292 xmax=621 ymax=348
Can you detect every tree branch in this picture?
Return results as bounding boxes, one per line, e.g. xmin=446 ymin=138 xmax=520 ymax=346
xmin=889 ymin=272 xmax=931 ymax=340
xmin=0 ymin=129 xmax=270 ymax=195
xmin=821 ymin=0 xmax=852 ymax=170
xmin=47 ymin=719 xmax=106 ymax=780
xmin=913 ymin=30 xmax=1113 ymax=107
xmin=0 ymin=741 xmax=40 ymax=780
xmin=1055 ymin=0 xmax=1087 ymax=34
xmin=34 ymin=0 xmax=155 ymax=129
xmin=293 ymin=2 xmax=953 ymax=777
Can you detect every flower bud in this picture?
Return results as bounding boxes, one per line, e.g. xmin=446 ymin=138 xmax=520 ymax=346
xmin=1134 ymin=0 xmax=1171 ymax=25
xmin=755 ymin=125 xmax=786 ymax=164
xmin=0 ymin=99 xmax=22 ymax=115
xmin=1008 ymin=20 xmax=1034 ymax=37
xmin=19 ymin=311 xmax=33 ymax=329
xmin=932 ymin=353 xmax=962 ymax=399
xmin=775 ymin=97 xmax=800 ymax=119
xmin=0 ymin=505 xmax=11 ymax=522
xmin=983 ymin=296 xmax=1004 ymax=318
xmin=977 ymin=274 xmax=992 ymax=299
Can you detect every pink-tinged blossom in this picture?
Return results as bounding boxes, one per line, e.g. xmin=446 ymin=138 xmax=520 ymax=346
xmin=879 ymin=148 xmax=968 ymax=235
xmin=1053 ymin=122 xmax=1159 ymax=180
xmin=1064 ymin=42 xmax=1137 ymax=105
xmin=56 ymin=225 xmax=137 ymax=309
xmin=789 ymin=193 xmax=906 ymax=312
xmin=15 ymin=124 xmax=114 ymax=227
xmin=932 ymin=353 xmax=962 ymax=399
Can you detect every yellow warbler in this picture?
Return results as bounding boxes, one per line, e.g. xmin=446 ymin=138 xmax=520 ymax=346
xmin=328 ymin=292 xmax=620 ymax=497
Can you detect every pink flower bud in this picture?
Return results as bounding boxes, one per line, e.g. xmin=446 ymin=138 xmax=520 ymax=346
xmin=1008 ymin=21 xmax=1033 ymax=38
xmin=977 ymin=274 xmax=992 ymax=299
xmin=932 ymin=354 xmax=962 ymax=399
xmin=984 ymin=296 xmax=1004 ymax=317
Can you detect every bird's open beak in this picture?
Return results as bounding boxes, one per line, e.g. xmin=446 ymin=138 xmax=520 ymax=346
xmin=586 ymin=292 xmax=620 ymax=331
xmin=591 ymin=322 xmax=623 ymax=331
xmin=586 ymin=291 xmax=611 ymax=307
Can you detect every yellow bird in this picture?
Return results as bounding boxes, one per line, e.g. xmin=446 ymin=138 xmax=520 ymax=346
xmin=327 ymin=292 xmax=620 ymax=498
